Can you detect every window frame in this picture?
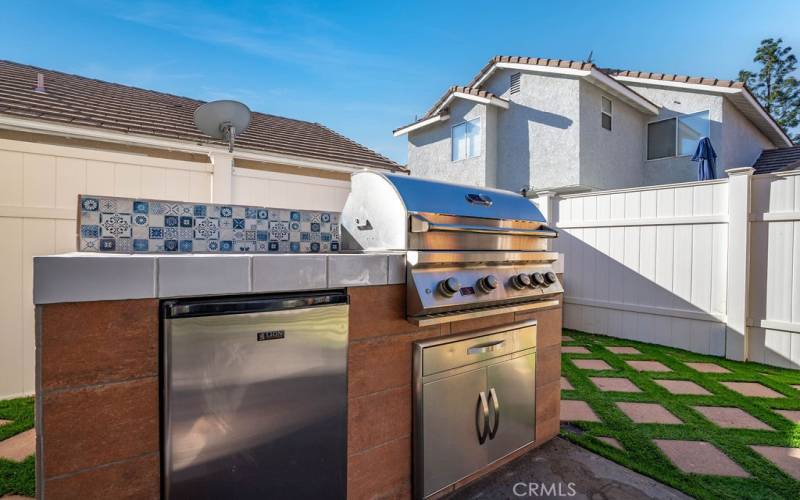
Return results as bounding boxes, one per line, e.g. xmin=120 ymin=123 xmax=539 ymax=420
xmin=646 ymin=110 xmax=710 ymax=161
xmin=450 ymin=117 xmax=482 ymax=162
xmin=601 ymin=96 xmax=612 ymax=131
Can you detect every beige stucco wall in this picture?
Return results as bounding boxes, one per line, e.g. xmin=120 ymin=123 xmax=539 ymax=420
xmin=626 ymin=84 xmax=724 ymax=185
xmin=407 ymin=98 xmax=493 ymax=187
xmin=485 ymin=69 xmax=582 ymax=193
xmin=722 ymin=98 xmax=774 ymax=170
xmin=578 ymin=80 xmax=646 ymax=190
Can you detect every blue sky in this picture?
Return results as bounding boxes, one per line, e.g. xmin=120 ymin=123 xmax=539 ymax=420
xmin=3 ymin=1 xmax=799 ymax=164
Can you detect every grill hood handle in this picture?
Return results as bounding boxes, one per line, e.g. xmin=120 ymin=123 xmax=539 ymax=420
xmin=410 ymin=214 xmax=558 ymax=238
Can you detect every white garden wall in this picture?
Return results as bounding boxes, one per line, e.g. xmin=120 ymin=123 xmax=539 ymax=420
xmin=0 ymin=138 xmax=350 ymax=399
xmin=541 ymin=168 xmax=800 ymax=369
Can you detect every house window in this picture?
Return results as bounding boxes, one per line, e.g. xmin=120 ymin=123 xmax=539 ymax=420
xmin=647 ymin=110 xmax=710 ymax=160
xmin=451 ymin=118 xmax=481 ymax=161
xmin=601 ymin=96 xmax=612 ymax=131
xmin=510 ymin=73 xmax=521 ymax=94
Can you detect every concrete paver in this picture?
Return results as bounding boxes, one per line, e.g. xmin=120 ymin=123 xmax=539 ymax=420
xmin=573 ymin=359 xmax=612 ymax=370
xmin=774 ymin=409 xmax=800 ymax=424
xmin=721 ymin=382 xmax=784 ymax=398
xmin=607 ymin=346 xmax=641 ymax=355
xmin=562 ymin=346 xmax=591 ymax=354
xmin=590 ymin=377 xmax=641 ymax=393
xmin=654 ymin=440 xmax=749 ymax=477
xmin=626 ymin=360 xmax=671 ymax=372
xmin=561 ymin=400 xmax=601 ymax=422
xmin=616 ymin=402 xmax=682 ymax=424
xmin=692 ymin=406 xmax=773 ymax=430
xmin=0 ymin=429 xmax=35 ymax=462
xmin=654 ymin=379 xmax=711 ymax=395
xmin=685 ymin=362 xmax=730 ymax=374
xmin=749 ymin=446 xmax=800 ymax=481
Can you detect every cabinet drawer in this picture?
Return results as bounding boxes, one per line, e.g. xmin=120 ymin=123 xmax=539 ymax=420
xmin=420 ymin=322 xmax=536 ymax=376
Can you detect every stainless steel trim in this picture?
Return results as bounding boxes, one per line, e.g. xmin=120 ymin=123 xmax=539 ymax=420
xmin=408 ymin=299 xmax=560 ymax=327
xmin=408 ymin=251 xmax=560 ymax=265
xmin=477 ymin=391 xmax=490 ymax=444
xmin=467 ymin=340 xmax=506 ymax=355
xmin=411 ymin=214 xmax=557 ymax=238
xmin=488 ymin=388 xmax=500 ymax=439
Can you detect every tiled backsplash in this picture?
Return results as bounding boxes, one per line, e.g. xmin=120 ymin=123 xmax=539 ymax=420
xmin=78 ymin=195 xmax=341 ymax=253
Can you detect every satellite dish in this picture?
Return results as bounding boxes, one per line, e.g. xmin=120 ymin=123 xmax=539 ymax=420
xmin=194 ymin=100 xmax=252 ymax=153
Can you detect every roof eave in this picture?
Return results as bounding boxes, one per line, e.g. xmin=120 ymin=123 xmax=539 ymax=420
xmin=472 ymin=62 xmax=659 ymax=115
xmin=393 ymin=113 xmax=450 ymax=137
xmin=0 ymin=113 xmax=406 ymax=173
xmin=613 ymin=75 xmax=793 ymax=147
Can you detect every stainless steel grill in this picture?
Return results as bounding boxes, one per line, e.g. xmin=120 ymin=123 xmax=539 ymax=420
xmin=342 ymin=172 xmax=562 ymax=325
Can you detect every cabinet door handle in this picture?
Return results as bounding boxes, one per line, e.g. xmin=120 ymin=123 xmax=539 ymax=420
xmin=488 ymin=388 xmax=500 ymax=439
xmin=475 ymin=391 xmax=490 ymax=444
xmin=467 ymin=340 xmax=505 ymax=355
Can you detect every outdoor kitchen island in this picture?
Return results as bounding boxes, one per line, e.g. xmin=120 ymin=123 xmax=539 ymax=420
xmin=32 ymin=251 xmax=562 ymax=499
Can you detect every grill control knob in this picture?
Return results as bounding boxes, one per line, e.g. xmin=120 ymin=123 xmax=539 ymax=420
xmin=544 ymin=271 xmax=557 ymax=285
xmin=477 ymin=275 xmax=498 ymax=293
xmin=530 ymin=272 xmax=546 ymax=287
xmin=510 ymin=273 xmax=531 ymax=290
xmin=438 ymin=277 xmax=460 ymax=297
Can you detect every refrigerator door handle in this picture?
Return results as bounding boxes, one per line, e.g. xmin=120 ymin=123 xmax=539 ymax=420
xmin=488 ymin=388 xmax=500 ymax=439
xmin=476 ymin=391 xmax=490 ymax=444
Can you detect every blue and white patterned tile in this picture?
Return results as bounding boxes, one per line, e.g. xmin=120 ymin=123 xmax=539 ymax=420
xmin=78 ymin=195 xmax=341 ymax=254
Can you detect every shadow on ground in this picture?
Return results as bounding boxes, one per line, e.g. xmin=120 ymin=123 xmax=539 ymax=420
xmin=447 ymin=437 xmax=689 ymax=500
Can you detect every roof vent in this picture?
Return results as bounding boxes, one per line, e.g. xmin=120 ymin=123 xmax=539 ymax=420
xmin=34 ymin=73 xmax=46 ymax=93
xmin=510 ymin=72 xmax=521 ymax=94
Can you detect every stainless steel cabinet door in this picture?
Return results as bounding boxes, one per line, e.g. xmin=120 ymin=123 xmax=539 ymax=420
xmin=421 ymin=368 xmax=489 ymax=497
xmin=486 ymin=352 xmax=536 ymax=462
xmin=164 ymin=303 xmax=348 ymax=500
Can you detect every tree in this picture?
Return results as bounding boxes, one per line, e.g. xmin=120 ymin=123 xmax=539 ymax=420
xmin=739 ymin=38 xmax=800 ymax=143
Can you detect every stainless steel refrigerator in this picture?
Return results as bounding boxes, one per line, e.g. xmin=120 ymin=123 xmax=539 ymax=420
xmin=161 ymin=291 xmax=349 ymax=499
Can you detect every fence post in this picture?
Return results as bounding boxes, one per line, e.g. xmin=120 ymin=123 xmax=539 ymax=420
xmin=725 ymin=167 xmax=754 ymax=361
xmin=534 ymin=190 xmax=557 ymax=250
xmin=209 ymin=152 xmax=234 ymax=203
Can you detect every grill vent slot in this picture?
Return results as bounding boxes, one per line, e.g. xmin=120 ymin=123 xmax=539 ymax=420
xmin=510 ymin=73 xmax=521 ymax=94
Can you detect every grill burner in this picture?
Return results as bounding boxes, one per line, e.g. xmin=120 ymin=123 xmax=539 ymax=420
xmin=342 ymin=172 xmax=562 ymax=324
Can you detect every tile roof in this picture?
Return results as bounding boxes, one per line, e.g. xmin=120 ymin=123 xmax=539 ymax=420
xmin=599 ymin=68 xmax=745 ymax=89
xmin=0 ymin=60 xmax=403 ymax=171
xmin=393 ymin=86 xmax=506 ymax=133
xmin=423 ymin=85 xmax=504 ymax=119
xmin=752 ymin=146 xmax=800 ymax=174
xmin=466 ymin=56 xmax=595 ymax=87
xmin=465 ymin=55 xmax=746 ymax=91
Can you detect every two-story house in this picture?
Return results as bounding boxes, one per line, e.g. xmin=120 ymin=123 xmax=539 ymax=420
xmin=394 ymin=56 xmax=796 ymax=193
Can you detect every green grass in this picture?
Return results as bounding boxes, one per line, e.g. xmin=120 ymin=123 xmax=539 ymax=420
xmin=559 ymin=330 xmax=800 ymax=500
xmin=0 ymin=396 xmax=35 ymax=498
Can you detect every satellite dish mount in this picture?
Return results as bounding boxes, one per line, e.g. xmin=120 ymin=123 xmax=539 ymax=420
xmin=194 ymin=100 xmax=252 ymax=153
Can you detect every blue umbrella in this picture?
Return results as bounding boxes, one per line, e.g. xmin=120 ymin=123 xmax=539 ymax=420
xmin=691 ymin=137 xmax=717 ymax=181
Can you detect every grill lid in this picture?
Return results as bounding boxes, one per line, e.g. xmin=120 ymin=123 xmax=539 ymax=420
xmin=378 ymin=173 xmax=546 ymax=222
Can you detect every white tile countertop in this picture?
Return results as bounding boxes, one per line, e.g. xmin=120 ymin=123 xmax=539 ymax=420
xmin=33 ymin=252 xmax=407 ymax=304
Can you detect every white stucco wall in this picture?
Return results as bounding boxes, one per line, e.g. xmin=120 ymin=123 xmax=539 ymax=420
xmin=407 ymin=98 xmax=492 ymax=187
xmin=578 ymin=80 xmax=646 ymax=190
xmin=484 ymin=69 xmax=582 ymax=192
xmin=722 ymin=99 xmax=774 ymax=170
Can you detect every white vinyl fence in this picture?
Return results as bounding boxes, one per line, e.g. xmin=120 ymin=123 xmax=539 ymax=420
xmin=538 ymin=167 xmax=800 ymax=369
xmin=0 ymin=138 xmax=350 ymax=399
